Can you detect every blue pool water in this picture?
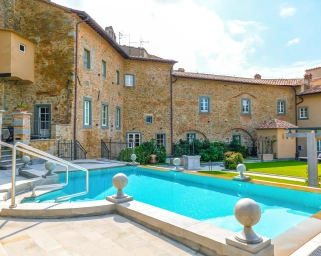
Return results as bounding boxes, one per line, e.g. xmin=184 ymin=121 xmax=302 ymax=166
xmin=23 ymin=166 xmax=321 ymax=238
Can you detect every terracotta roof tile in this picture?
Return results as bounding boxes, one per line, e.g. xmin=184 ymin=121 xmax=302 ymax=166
xmin=306 ymin=66 xmax=321 ymax=71
xmin=257 ymin=119 xmax=298 ymax=129
xmin=172 ymin=71 xmax=303 ymax=86
xmin=297 ymin=85 xmax=321 ymax=96
xmin=129 ymin=56 xmax=177 ymax=64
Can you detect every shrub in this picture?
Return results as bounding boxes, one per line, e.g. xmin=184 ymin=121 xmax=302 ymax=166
xmin=224 ymin=151 xmax=244 ymax=170
xmin=117 ymin=148 xmax=133 ymax=162
xmin=226 ymin=140 xmax=250 ymax=158
xmin=118 ymin=138 xmax=166 ymax=165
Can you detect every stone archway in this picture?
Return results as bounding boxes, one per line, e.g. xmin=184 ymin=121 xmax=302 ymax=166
xmin=222 ymin=127 xmax=255 ymax=149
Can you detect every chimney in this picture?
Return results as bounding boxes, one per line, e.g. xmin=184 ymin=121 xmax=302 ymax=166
xmin=177 ymin=68 xmax=185 ymax=72
xmin=254 ymin=74 xmax=261 ymax=79
xmin=303 ymin=73 xmax=312 ymax=90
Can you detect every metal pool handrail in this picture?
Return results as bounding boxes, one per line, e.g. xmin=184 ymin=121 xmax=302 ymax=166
xmin=14 ymin=142 xmax=89 ymax=204
xmin=0 ymin=141 xmax=89 ymax=207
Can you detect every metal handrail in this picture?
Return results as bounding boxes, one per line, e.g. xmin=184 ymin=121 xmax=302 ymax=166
xmin=76 ymin=140 xmax=87 ymax=159
xmin=1 ymin=141 xmax=89 ymax=207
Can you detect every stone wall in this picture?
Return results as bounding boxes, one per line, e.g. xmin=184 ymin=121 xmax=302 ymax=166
xmin=51 ymin=124 xmax=72 ymax=141
xmin=172 ymin=78 xmax=296 ymax=146
xmin=29 ymin=139 xmax=58 ymax=158
xmin=74 ymin=21 xmax=125 ymax=158
xmin=0 ymin=0 xmax=19 ymax=30
xmin=2 ymin=0 xmax=75 ymax=128
xmin=123 ymin=60 xmax=173 ymax=152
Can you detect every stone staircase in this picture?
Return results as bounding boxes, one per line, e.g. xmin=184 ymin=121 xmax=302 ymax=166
xmin=0 ymin=146 xmax=24 ymax=170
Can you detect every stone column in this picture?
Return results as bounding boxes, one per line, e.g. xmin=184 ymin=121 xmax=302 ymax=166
xmin=13 ymin=112 xmax=32 ymax=145
xmin=0 ymin=110 xmax=5 ymax=160
xmin=307 ymin=131 xmax=318 ymax=187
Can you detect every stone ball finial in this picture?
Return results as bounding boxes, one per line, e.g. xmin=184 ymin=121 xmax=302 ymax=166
xmin=234 ymin=198 xmax=263 ymax=244
xmin=131 ymin=154 xmax=137 ymax=161
xmin=22 ymin=155 xmax=31 ymax=165
xmin=112 ymin=173 xmax=129 ymax=199
xmin=236 ymin=164 xmax=246 ymax=173
xmin=45 ymin=161 xmax=56 ymax=172
xmin=112 ymin=173 xmax=128 ymax=190
xmin=44 ymin=161 xmax=56 ymax=176
xmin=173 ymin=158 xmax=181 ymax=166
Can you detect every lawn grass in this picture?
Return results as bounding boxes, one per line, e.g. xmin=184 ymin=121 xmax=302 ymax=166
xmin=198 ymin=170 xmax=306 ymax=186
xmin=244 ymin=161 xmax=321 ymax=178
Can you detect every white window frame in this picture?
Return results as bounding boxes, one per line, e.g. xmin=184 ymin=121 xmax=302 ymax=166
xmin=242 ymin=99 xmax=250 ymax=114
xmin=127 ymin=133 xmax=141 ymax=148
xmin=125 ymin=74 xmax=134 ymax=87
xmin=84 ymin=101 xmax=90 ymax=125
xmin=317 ymin=140 xmax=321 ymax=152
xmin=200 ymin=97 xmax=210 ymax=113
xmin=278 ymin=101 xmax=285 ymax=114
xmin=101 ymin=104 xmax=108 ymax=127
xmin=299 ymin=107 xmax=308 ymax=119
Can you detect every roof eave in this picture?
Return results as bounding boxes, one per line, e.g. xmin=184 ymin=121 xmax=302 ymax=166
xmin=70 ymin=9 xmax=130 ymax=59
xmin=172 ymin=74 xmax=298 ymax=86
xmin=129 ymin=57 xmax=177 ymax=64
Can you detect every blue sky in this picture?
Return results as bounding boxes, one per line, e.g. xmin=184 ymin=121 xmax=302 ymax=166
xmin=53 ymin=0 xmax=321 ymax=78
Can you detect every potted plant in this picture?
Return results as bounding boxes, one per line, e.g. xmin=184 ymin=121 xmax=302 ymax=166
xmin=14 ymin=102 xmax=29 ymax=112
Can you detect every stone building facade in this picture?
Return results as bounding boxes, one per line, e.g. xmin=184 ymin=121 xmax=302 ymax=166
xmin=0 ymin=0 xmax=319 ymax=160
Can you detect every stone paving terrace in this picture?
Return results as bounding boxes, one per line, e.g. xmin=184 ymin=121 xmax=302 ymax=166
xmin=0 ymin=214 xmax=202 ymax=256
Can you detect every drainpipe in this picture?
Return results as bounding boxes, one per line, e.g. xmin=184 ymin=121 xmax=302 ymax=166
xmin=74 ymin=16 xmax=89 ymax=159
xmin=170 ymin=66 xmax=173 ymax=156
xmin=293 ymin=86 xmax=304 ymax=157
xmin=170 ymin=68 xmax=178 ymax=156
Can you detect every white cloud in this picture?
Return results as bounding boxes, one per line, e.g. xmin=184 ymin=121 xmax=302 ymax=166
xmin=228 ymin=20 xmax=266 ymax=35
xmin=287 ymin=38 xmax=300 ymax=46
xmin=51 ymin=0 xmax=317 ymax=79
xmin=53 ymin=0 xmax=266 ymax=77
xmin=280 ymin=7 xmax=296 ymax=17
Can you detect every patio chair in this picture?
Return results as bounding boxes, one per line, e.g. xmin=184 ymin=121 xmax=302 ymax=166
xmin=5 ymin=126 xmax=14 ymax=143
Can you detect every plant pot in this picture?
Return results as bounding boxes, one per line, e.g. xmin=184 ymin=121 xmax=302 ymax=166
xmin=149 ymin=154 xmax=157 ymax=164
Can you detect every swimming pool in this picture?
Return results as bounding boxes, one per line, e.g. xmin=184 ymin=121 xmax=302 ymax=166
xmin=23 ymin=166 xmax=321 ymax=238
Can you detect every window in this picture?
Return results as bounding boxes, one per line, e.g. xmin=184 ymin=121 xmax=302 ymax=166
xmin=33 ymin=104 xmax=51 ymax=139
xmin=125 ymin=74 xmax=135 ymax=87
xmin=232 ymin=135 xmax=241 ymax=144
xmin=277 ymin=99 xmax=286 ymax=115
xmin=127 ymin=133 xmax=141 ymax=148
xmin=83 ymin=97 xmax=92 ymax=128
xmin=317 ymin=140 xmax=321 ymax=152
xmin=116 ymin=106 xmax=121 ymax=130
xmin=298 ymin=107 xmax=308 ymax=119
xmin=146 ymin=116 xmax=153 ymax=124
xmin=101 ymin=103 xmax=109 ymax=129
xmin=199 ymin=96 xmax=210 ymax=113
xmin=20 ymin=44 xmax=25 ymax=53
xmin=186 ymin=133 xmax=196 ymax=143
xmin=116 ymin=70 xmax=120 ymax=85
xmin=156 ymin=133 xmax=166 ymax=148
xmin=225 ymin=138 xmax=230 ymax=143
xmin=241 ymin=99 xmax=251 ymax=114
xmin=101 ymin=60 xmax=106 ymax=78
xmin=84 ymin=49 xmax=90 ymax=69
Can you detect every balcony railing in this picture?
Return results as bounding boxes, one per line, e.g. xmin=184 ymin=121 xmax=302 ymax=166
xmin=31 ymin=118 xmax=51 ymax=139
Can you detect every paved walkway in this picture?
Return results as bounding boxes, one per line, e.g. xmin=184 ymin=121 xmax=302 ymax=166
xmin=0 ymin=214 xmax=202 ymax=256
